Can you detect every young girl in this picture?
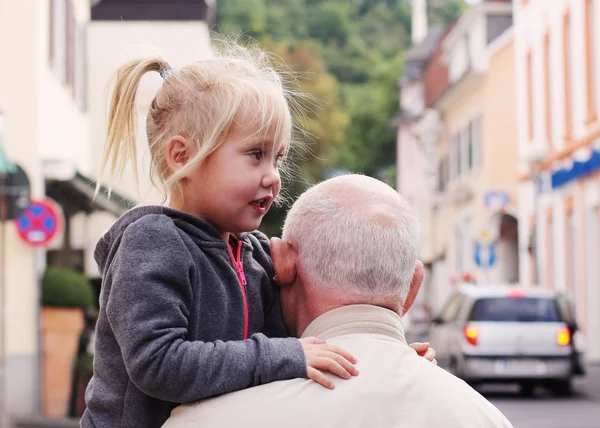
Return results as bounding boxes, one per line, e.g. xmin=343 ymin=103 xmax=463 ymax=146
xmin=82 ymin=41 xmax=433 ymax=428
xmin=81 ymin=42 xmax=359 ymax=428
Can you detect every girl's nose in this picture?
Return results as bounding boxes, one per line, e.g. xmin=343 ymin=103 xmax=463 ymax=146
xmin=261 ymin=165 xmax=280 ymax=189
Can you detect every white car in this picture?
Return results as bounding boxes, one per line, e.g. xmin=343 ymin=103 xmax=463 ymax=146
xmin=428 ymin=285 xmax=586 ymax=395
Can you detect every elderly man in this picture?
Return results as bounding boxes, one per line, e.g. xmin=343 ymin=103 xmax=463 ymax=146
xmin=164 ymin=174 xmax=513 ymax=428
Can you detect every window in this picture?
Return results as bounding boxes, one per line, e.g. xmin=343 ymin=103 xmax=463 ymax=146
xmin=468 ymin=298 xmax=561 ymax=323
xmin=546 ymin=216 xmax=554 ymax=289
xmin=565 ymin=209 xmax=576 ymax=294
xmin=472 ymin=115 xmax=483 ymax=168
xmin=437 ymin=156 xmax=448 ymax=192
xmin=455 ymin=133 xmax=462 ymax=177
xmin=461 ymin=126 xmax=471 ymax=172
xmin=65 ymin=0 xmax=75 ymax=88
xmin=439 ymin=294 xmax=464 ymax=323
xmin=585 ymin=0 xmax=596 ymax=123
xmin=455 ymin=225 xmax=463 ymax=271
xmin=563 ymin=9 xmax=573 ymax=139
xmin=526 ymin=50 xmax=534 ymax=141
xmin=49 ymin=0 xmax=86 ymax=111
xmin=74 ymin=25 xmax=87 ymax=111
xmin=544 ymin=31 xmax=553 ymax=146
xmin=50 ymin=0 xmax=66 ymax=83
xmin=467 ymin=121 xmax=474 ymax=170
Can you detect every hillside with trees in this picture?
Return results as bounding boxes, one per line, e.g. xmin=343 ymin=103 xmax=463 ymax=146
xmin=215 ymin=0 xmax=465 ymax=235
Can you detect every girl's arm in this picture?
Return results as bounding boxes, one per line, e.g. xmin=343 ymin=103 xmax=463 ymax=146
xmin=105 ymin=217 xmax=353 ymax=404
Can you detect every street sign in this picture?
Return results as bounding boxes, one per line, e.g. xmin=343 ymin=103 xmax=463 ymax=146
xmin=484 ymin=191 xmax=509 ymax=209
xmin=474 ymin=243 xmax=496 ymax=268
xmin=0 ymin=164 xmax=30 ymax=220
xmin=15 ymin=198 xmax=63 ymax=247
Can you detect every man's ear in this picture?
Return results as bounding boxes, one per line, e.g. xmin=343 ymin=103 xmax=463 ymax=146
xmin=402 ymin=260 xmax=424 ymax=316
xmin=165 ymin=135 xmax=192 ymax=175
xmin=270 ymin=237 xmax=297 ymax=286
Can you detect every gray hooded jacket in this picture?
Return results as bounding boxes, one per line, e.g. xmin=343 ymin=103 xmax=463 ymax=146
xmin=80 ymin=206 xmax=305 ymax=428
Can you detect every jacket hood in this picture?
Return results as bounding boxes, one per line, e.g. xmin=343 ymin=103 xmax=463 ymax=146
xmin=94 ymin=205 xmax=228 ymax=273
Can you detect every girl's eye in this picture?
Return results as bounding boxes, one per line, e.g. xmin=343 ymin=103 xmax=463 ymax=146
xmin=249 ymin=150 xmax=263 ymax=161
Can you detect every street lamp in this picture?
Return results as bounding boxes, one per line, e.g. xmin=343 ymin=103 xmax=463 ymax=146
xmin=524 ymin=142 xmax=549 ymax=286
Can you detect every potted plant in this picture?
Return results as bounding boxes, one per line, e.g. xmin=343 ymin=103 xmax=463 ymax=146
xmin=41 ymin=266 xmax=93 ymax=418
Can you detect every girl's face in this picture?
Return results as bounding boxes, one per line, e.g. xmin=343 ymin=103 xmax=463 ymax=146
xmin=175 ymin=108 xmax=286 ymax=241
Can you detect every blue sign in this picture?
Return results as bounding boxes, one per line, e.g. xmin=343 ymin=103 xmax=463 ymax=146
xmin=484 ymin=191 xmax=509 ymax=208
xmin=551 ymin=149 xmax=600 ymax=189
xmin=474 ymin=243 xmax=496 ymax=268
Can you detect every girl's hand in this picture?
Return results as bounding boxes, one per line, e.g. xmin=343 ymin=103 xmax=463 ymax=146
xmin=299 ymin=337 xmax=359 ymax=389
xmin=409 ymin=342 xmax=437 ymax=365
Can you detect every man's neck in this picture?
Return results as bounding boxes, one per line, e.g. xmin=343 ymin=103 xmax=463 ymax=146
xmin=295 ymin=292 xmax=402 ymax=338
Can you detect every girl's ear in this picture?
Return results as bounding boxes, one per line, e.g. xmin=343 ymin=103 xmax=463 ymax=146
xmin=165 ymin=135 xmax=191 ymax=175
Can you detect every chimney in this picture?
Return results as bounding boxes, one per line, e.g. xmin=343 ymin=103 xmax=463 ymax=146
xmin=412 ymin=0 xmax=428 ymax=45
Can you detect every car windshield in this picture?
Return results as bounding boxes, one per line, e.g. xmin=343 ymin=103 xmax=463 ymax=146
xmin=469 ymin=297 xmax=561 ymax=322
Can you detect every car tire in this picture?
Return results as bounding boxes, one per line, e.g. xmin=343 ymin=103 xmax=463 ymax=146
xmin=549 ymin=378 xmax=572 ymax=397
xmin=520 ymin=381 xmax=535 ymax=396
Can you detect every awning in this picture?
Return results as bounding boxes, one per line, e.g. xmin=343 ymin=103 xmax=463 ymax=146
xmin=46 ymin=171 xmax=136 ymax=217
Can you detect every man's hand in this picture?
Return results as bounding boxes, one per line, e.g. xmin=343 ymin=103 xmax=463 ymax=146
xmin=409 ymin=342 xmax=437 ymax=365
xmin=300 ymin=337 xmax=359 ymax=389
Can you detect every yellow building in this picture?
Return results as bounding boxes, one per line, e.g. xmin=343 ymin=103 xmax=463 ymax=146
xmin=418 ymin=1 xmax=518 ymax=311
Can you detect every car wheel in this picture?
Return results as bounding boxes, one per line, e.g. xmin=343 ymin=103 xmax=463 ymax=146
xmin=549 ymin=378 xmax=572 ymax=397
xmin=520 ymin=381 xmax=535 ymax=396
xmin=448 ymin=358 xmax=461 ymax=378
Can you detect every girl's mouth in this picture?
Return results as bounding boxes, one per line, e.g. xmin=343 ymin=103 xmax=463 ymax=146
xmin=249 ymin=198 xmax=270 ymax=214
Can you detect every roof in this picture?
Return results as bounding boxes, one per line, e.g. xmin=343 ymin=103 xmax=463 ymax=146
xmin=399 ymin=24 xmax=446 ymax=84
xmin=46 ymin=171 xmax=136 ymax=217
xmin=91 ymin=0 xmax=212 ymax=21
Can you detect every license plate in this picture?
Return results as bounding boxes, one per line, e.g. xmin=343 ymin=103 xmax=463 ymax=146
xmin=494 ymin=359 xmax=547 ymax=374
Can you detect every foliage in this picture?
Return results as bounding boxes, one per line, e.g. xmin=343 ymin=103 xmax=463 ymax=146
xmin=215 ymin=0 xmax=467 ymax=232
xmin=42 ymin=266 xmax=94 ymax=310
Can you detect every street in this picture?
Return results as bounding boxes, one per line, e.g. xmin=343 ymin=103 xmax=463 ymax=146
xmin=484 ymin=365 xmax=600 ymax=428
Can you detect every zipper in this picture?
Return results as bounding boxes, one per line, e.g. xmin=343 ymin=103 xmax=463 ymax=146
xmin=228 ymin=240 xmax=249 ymax=340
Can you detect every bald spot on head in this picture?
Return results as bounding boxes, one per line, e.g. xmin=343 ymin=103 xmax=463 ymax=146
xmin=312 ymin=174 xmax=406 ymax=228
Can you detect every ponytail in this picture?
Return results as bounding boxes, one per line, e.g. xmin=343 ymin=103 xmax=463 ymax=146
xmin=96 ymin=57 xmax=170 ymax=196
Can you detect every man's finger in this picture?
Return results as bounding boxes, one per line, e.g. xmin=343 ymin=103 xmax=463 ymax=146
xmin=307 ymin=367 xmax=335 ymax=389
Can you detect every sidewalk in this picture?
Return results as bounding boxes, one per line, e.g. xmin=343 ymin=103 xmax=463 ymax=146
xmin=13 ymin=417 xmax=79 ymax=428
xmin=575 ymin=363 xmax=600 ymax=400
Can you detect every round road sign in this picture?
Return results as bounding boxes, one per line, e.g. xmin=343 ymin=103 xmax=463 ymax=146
xmin=15 ymin=198 xmax=63 ymax=247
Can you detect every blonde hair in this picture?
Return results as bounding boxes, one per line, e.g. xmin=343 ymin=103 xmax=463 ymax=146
xmin=97 ymin=39 xmax=297 ymax=200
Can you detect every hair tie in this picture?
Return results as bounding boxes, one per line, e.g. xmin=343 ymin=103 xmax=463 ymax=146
xmin=160 ymin=67 xmax=175 ymax=79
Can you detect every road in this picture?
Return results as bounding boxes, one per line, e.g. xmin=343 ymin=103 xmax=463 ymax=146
xmin=484 ymin=365 xmax=600 ymax=428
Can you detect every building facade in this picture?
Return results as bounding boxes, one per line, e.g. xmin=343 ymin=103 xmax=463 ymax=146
xmin=514 ymin=0 xmax=600 ymax=362
xmin=0 ymin=0 xmax=214 ymax=420
xmin=405 ymin=0 xmax=517 ymax=315
xmin=0 ymin=0 xmax=93 ymax=417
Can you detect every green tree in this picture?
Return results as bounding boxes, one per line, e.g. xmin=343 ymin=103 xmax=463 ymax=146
xmin=215 ymin=0 xmax=267 ymax=39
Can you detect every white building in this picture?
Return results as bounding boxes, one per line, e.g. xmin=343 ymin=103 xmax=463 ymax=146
xmin=514 ymin=0 xmax=600 ymax=362
xmin=0 ymin=0 xmax=213 ymax=420
xmin=0 ymin=0 xmax=93 ymax=418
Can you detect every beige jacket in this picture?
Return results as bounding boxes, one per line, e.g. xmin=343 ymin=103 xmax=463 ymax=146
xmin=163 ymin=305 xmax=513 ymax=428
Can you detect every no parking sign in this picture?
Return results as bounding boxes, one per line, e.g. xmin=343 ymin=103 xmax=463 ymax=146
xmin=15 ymin=198 xmax=63 ymax=247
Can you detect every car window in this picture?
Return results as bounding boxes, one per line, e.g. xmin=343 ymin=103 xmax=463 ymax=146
xmin=555 ymin=294 xmax=575 ymax=325
xmin=439 ymin=294 xmax=464 ymax=323
xmin=468 ymin=297 xmax=561 ymax=322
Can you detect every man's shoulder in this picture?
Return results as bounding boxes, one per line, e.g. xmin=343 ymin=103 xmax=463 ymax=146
xmin=164 ymin=334 xmax=512 ymax=428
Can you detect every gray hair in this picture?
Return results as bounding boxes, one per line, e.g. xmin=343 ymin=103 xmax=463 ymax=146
xmin=282 ymin=177 xmax=420 ymax=303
